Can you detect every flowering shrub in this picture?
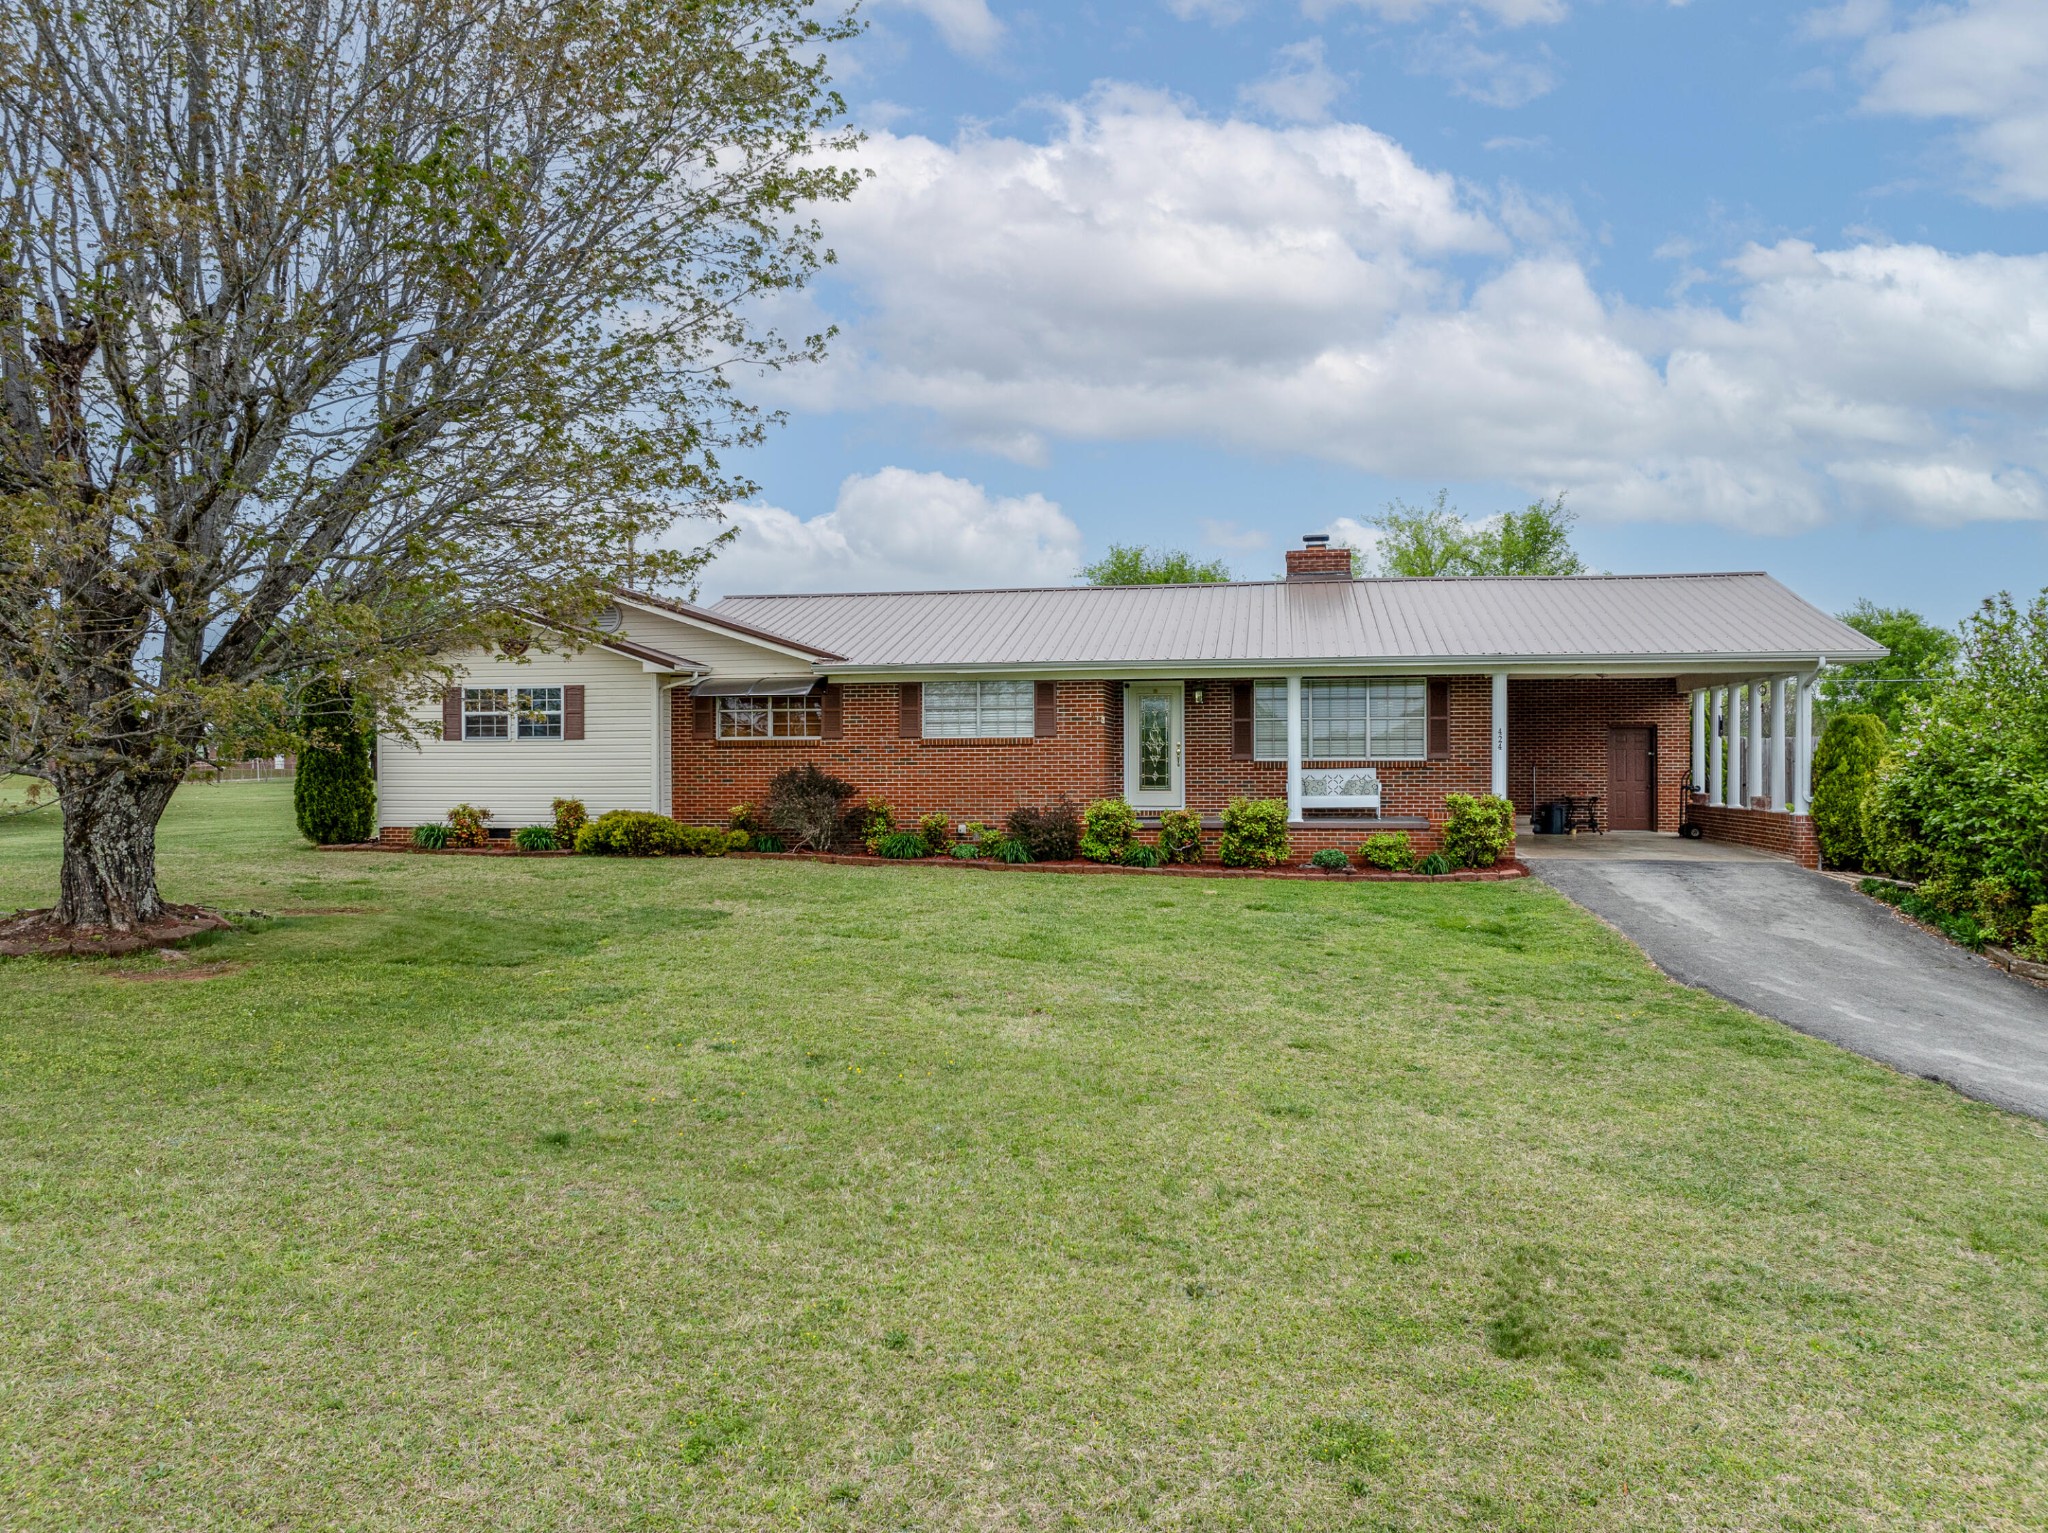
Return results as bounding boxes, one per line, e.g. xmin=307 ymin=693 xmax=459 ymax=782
xmin=446 ymin=803 xmax=491 ymax=848
xmin=552 ymin=798 xmax=588 ymax=846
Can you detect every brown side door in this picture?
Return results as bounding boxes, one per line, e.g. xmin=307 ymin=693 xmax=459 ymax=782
xmin=1607 ymin=727 xmax=1655 ymax=830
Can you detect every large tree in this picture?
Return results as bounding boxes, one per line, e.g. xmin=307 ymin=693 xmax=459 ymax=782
xmin=1818 ymin=601 xmax=1959 ymax=734
xmin=0 ymin=0 xmax=856 ymax=933
xmin=1354 ymin=491 xmax=1585 ymax=577
xmin=1081 ymin=544 xmax=1232 ymax=585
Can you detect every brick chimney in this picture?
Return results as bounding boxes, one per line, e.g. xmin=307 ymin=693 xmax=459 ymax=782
xmin=1285 ymin=533 xmax=1353 ymax=582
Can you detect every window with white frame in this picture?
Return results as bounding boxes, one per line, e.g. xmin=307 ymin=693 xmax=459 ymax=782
xmin=1252 ymin=679 xmax=1428 ymax=761
xmin=464 ymin=686 xmax=564 ymax=740
xmin=717 ymin=693 xmax=822 ymax=739
xmin=922 ymin=679 xmax=1034 ymax=738
xmin=518 ymin=687 xmax=563 ymax=739
xmin=463 ymin=687 xmax=510 ymax=739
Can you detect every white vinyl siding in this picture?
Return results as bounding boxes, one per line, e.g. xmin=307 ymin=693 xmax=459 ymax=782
xmin=922 ymin=680 xmax=1033 ymax=738
xmin=378 ymin=646 xmax=658 ymax=829
xmin=1252 ymin=679 xmax=1428 ymax=762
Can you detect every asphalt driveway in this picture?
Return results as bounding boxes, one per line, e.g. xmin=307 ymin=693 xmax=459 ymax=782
xmin=1532 ymin=859 xmax=2048 ymax=1120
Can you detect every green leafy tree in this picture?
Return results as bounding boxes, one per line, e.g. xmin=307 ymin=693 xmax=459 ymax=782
xmin=1865 ymin=591 xmax=2048 ymax=899
xmin=1808 ymin=712 xmax=1887 ymax=869
xmin=293 ymin=680 xmax=376 ymax=845
xmin=1082 ymin=545 xmax=1232 ymax=584
xmin=0 ymin=0 xmax=858 ymax=933
xmin=1354 ymin=492 xmax=1584 ymax=577
xmin=1819 ymin=602 xmax=1958 ymax=734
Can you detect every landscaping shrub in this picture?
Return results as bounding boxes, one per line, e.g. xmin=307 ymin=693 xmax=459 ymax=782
xmin=2026 ymin=905 xmax=2048 ymax=961
xmin=857 ymin=797 xmax=895 ymax=853
xmin=916 ymin=812 xmax=953 ymax=856
xmin=1361 ymin=831 xmax=1413 ymax=871
xmin=985 ymin=835 xmax=1033 ymax=864
xmin=1120 ymin=841 xmax=1162 ymax=868
xmin=1973 ymin=876 xmax=2033 ymax=947
xmin=1310 ymin=847 xmax=1351 ymax=871
xmin=1860 ymin=878 xmax=1989 ymax=950
xmin=552 ymin=798 xmax=588 ymax=847
xmin=1416 ymin=851 xmax=1455 ymax=876
xmin=958 ymin=821 xmax=995 ymax=852
xmin=1157 ymin=808 xmax=1203 ymax=865
xmin=1810 ymin=712 xmax=1887 ymax=867
xmin=765 ymin=764 xmax=857 ymax=852
xmin=1007 ymin=798 xmax=1081 ymax=862
xmin=1079 ymin=798 xmax=1139 ymax=863
xmin=1219 ymin=797 xmax=1289 ymax=868
xmin=750 ymin=833 xmax=786 ymax=853
xmin=727 ymin=802 xmax=758 ymax=834
xmin=513 ymin=826 xmax=557 ymax=851
xmin=293 ymin=678 xmax=375 ymax=844
xmin=875 ymin=831 xmax=928 ymax=860
xmin=411 ymin=823 xmax=449 ymax=850
xmin=571 ymin=812 xmax=741 ymax=857
xmin=446 ymin=803 xmax=492 ymax=848
xmin=1863 ymin=592 xmax=2048 ymax=904
xmin=1442 ymin=794 xmax=1513 ymax=868
xmin=949 ymin=843 xmax=979 ymax=860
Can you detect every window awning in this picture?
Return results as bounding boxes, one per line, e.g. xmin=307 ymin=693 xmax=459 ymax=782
xmin=690 ymin=677 xmax=820 ymax=698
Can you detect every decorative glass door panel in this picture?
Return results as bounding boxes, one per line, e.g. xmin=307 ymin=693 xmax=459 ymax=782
xmin=1124 ymin=683 xmax=1185 ymax=809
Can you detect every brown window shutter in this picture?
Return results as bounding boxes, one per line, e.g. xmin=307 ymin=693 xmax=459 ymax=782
xmin=899 ymin=682 xmax=922 ymax=739
xmin=819 ymin=684 xmax=843 ymax=740
xmin=1231 ymin=682 xmax=1253 ymax=760
xmin=1427 ymin=679 xmax=1451 ymax=760
xmin=443 ymin=687 xmax=464 ymax=741
xmin=1034 ymin=681 xmax=1058 ymax=738
xmin=693 ymin=695 xmax=717 ymax=741
xmin=563 ymin=685 xmax=585 ymax=741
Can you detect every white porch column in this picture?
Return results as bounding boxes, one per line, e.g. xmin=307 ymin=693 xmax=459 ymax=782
xmin=1767 ymin=677 xmax=1787 ymax=812
xmin=1794 ymin=674 xmax=1815 ymax=814
xmin=1727 ymin=684 xmax=1745 ymax=809
xmin=1490 ymin=671 xmax=1509 ymax=799
xmin=1747 ymin=679 xmax=1765 ymax=811
xmin=1691 ymin=689 xmax=1707 ymax=793
xmin=1284 ymin=673 xmax=1303 ymax=825
xmin=1709 ymin=687 xmax=1726 ymax=806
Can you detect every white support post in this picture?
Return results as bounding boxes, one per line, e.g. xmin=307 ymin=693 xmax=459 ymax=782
xmin=1709 ymin=687 xmax=1726 ymax=807
xmin=1747 ymin=679 xmax=1765 ymax=812
xmin=1285 ymin=673 xmax=1303 ymax=825
xmin=1767 ymin=677 xmax=1787 ymax=813
xmin=1691 ymin=689 xmax=1707 ymax=794
xmin=1727 ymin=684 xmax=1745 ymax=810
xmin=1794 ymin=675 xmax=1815 ymax=815
xmin=1491 ymin=671 xmax=1509 ymax=799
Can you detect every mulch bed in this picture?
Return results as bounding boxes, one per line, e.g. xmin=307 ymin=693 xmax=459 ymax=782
xmin=728 ymin=851 xmax=1529 ymax=883
xmin=0 ymin=904 xmax=234 ymax=958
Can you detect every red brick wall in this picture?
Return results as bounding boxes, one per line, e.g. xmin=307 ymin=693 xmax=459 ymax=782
xmin=1689 ymin=804 xmax=1820 ymax=868
xmin=668 ymin=677 xmax=1503 ymax=856
xmin=1507 ymin=678 xmax=1691 ymax=833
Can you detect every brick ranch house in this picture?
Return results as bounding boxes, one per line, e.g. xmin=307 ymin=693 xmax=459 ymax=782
xmin=375 ymin=539 xmax=1885 ymax=865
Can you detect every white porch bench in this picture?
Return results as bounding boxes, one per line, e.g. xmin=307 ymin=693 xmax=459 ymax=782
xmin=1296 ymin=768 xmax=1382 ymax=813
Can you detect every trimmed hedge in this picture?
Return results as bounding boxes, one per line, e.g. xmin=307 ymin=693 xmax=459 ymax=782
xmin=293 ymin=678 xmax=376 ymax=845
xmin=1360 ymin=831 xmax=1413 ymax=871
xmin=574 ymin=811 xmax=747 ymax=857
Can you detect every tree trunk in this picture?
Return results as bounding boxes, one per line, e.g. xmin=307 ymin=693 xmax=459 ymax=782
xmin=53 ymin=768 xmax=179 ymax=929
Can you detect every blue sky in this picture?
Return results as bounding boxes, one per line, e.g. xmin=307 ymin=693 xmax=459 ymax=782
xmin=691 ymin=0 xmax=2048 ymax=625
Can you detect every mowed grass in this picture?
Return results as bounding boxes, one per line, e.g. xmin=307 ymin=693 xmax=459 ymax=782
xmin=2 ymin=787 xmax=2046 ymax=1530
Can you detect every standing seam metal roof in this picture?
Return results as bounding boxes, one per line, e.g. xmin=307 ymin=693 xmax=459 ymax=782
xmin=710 ymin=573 xmax=1885 ymax=671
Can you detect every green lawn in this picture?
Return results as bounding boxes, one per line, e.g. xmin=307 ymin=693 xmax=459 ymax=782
xmin=2 ymin=786 xmax=2045 ymax=1530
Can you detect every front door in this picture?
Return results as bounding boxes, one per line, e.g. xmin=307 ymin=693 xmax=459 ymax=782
xmin=1124 ymin=683 xmax=1185 ymax=810
xmin=1607 ymin=727 xmax=1655 ymax=830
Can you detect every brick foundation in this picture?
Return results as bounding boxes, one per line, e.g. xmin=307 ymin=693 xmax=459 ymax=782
xmin=1686 ymin=802 xmax=1820 ymax=868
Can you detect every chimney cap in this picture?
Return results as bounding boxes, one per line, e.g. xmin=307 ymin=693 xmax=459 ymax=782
xmin=1301 ymin=532 xmax=1330 ymax=547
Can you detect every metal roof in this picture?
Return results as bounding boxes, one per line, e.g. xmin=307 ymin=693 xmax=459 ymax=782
xmin=711 ymin=573 xmax=1886 ymax=674
xmin=610 ymin=587 xmax=845 ymax=660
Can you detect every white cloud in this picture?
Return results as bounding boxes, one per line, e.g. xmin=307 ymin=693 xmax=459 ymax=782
xmin=1410 ymin=26 xmax=1559 ymax=108
xmin=870 ymin=0 xmax=1005 ymax=58
xmin=1199 ymin=517 xmax=1271 ymax=552
xmin=1827 ymin=0 xmax=2048 ymax=203
xmin=1239 ymin=39 xmax=1346 ymax=124
xmin=777 ymin=89 xmax=2048 ymax=533
xmin=693 ymin=467 xmax=1083 ymax=598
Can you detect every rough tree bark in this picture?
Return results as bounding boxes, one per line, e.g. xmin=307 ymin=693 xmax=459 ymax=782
xmin=53 ymin=769 xmax=179 ymax=929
